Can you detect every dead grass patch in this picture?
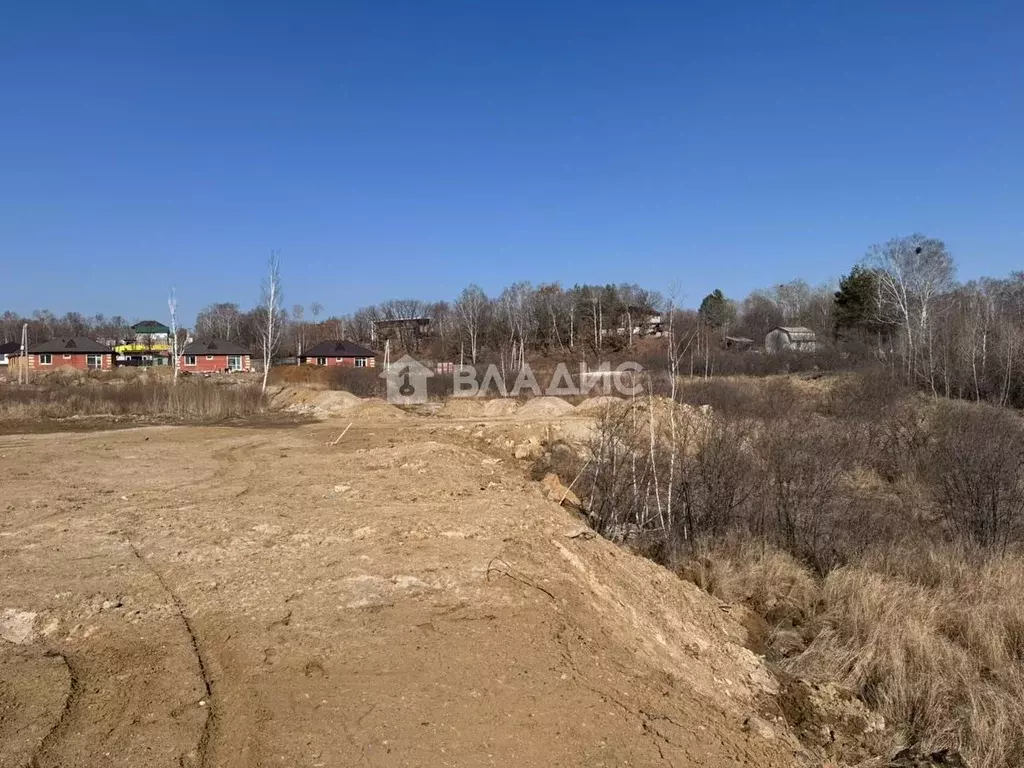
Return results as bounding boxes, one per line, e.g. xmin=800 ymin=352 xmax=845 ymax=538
xmin=0 ymin=379 xmax=266 ymax=422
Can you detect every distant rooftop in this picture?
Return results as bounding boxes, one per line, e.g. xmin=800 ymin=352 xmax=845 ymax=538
xmin=303 ymin=340 xmax=377 ymax=358
xmin=132 ymin=320 xmax=170 ymax=334
xmin=28 ymin=337 xmax=114 ymax=354
xmin=182 ymin=339 xmax=251 ymax=355
xmin=373 ymin=317 xmax=431 ymax=326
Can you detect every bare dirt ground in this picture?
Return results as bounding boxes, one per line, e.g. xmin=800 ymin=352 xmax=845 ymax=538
xmin=0 ymin=406 xmax=806 ymax=767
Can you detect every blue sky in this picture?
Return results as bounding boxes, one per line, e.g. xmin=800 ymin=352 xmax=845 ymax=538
xmin=2 ymin=1 xmax=1022 ymax=323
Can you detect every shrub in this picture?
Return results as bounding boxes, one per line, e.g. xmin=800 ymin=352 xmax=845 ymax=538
xmin=754 ymin=416 xmax=857 ymax=572
xmin=674 ymin=377 xmax=808 ymax=420
xmin=669 ymin=415 xmax=759 ymax=543
xmin=923 ymin=404 xmax=1024 ymax=549
xmin=326 ymin=367 xmax=382 ymax=397
xmin=821 ymin=368 xmax=911 ymax=421
xmin=584 ymin=401 xmax=661 ymax=535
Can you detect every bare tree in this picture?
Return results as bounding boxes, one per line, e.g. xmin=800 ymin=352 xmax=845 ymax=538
xmin=257 ymin=252 xmax=283 ymax=394
xmin=292 ymin=304 xmax=306 ymax=361
xmin=195 ymin=302 xmax=242 ymax=340
xmin=454 ymin=284 xmax=487 ymax=364
xmin=865 ymin=234 xmax=955 ymax=384
xmin=168 ymin=289 xmax=187 ymax=384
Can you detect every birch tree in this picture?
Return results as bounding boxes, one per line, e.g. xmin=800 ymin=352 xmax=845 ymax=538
xmin=292 ymin=304 xmax=306 ymax=361
xmin=454 ymin=284 xmax=487 ymax=364
xmin=168 ymin=289 xmax=187 ymax=384
xmin=865 ymin=234 xmax=955 ymax=383
xmin=257 ymin=252 xmax=283 ymax=394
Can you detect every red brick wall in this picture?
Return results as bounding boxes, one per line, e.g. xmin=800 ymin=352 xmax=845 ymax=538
xmin=181 ymin=354 xmax=252 ymax=373
xmin=304 ymin=356 xmax=376 ymax=368
xmin=29 ymin=353 xmax=113 ymax=371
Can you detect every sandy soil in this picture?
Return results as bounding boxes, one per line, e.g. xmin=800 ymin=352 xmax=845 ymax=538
xmin=0 ymin=411 xmax=804 ymax=767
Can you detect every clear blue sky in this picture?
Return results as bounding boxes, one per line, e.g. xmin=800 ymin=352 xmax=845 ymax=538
xmin=3 ymin=1 xmax=1022 ymax=323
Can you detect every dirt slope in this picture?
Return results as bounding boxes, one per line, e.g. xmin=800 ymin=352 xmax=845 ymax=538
xmin=0 ymin=417 xmax=804 ymax=767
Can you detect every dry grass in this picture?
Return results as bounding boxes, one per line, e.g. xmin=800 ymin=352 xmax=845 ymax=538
xmin=682 ymin=541 xmax=820 ymax=627
xmin=0 ymin=378 xmax=266 ymax=421
xmin=794 ymin=546 xmax=1024 ymax=768
xmin=686 ymin=541 xmax=1024 ymax=768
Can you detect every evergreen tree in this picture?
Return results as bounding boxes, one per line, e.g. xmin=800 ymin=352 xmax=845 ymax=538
xmin=698 ymin=289 xmax=735 ymax=328
xmin=833 ymin=266 xmax=894 ymax=341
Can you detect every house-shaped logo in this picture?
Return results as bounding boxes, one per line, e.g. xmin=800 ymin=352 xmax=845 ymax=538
xmin=380 ymin=355 xmax=433 ymax=404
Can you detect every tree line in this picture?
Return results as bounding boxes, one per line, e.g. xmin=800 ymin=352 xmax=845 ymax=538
xmin=4 ymin=233 xmax=1024 ymax=406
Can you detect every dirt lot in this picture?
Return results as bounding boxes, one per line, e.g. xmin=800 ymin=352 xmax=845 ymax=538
xmin=0 ymin=407 xmax=805 ymax=767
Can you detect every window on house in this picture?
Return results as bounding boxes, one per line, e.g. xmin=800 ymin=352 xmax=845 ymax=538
xmin=227 ymin=355 xmax=242 ymax=372
xmin=40 ymin=353 xmax=52 ymax=365
xmin=206 ymin=355 xmax=214 ymax=360
xmin=316 ymin=357 xmax=326 ymax=365
xmin=336 ymin=357 xmax=343 ymax=362
xmin=185 ymin=355 xmax=196 ymax=366
xmin=86 ymin=354 xmax=102 ymax=370
xmin=355 ymin=358 xmax=367 ymax=368
xmin=63 ymin=353 xmax=72 ymax=359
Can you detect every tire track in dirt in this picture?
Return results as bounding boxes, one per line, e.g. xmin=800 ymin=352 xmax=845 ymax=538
xmin=24 ymin=651 xmax=76 ymax=768
xmin=210 ymin=440 xmax=269 ymax=499
xmin=124 ymin=536 xmax=217 ymax=768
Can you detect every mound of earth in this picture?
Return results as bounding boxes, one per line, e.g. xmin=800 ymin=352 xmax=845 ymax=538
xmin=436 ymin=398 xmax=488 ymax=418
xmin=482 ymin=397 xmax=519 ymax=416
xmin=516 ymin=396 xmax=576 ymax=418
xmin=355 ymin=398 xmax=410 ymax=421
xmin=574 ymin=395 xmax=625 ymax=415
xmin=270 ymin=386 xmax=408 ymax=420
xmin=436 ymin=398 xmax=521 ymax=418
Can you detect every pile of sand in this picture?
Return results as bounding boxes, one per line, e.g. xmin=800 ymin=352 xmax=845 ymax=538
xmin=574 ymin=395 xmax=625 ymax=415
xmin=436 ymin=399 xmax=487 ymax=418
xmin=270 ymin=386 xmax=408 ymax=420
xmin=516 ymin=396 xmax=576 ymax=418
xmin=356 ymin=399 xmax=410 ymax=421
xmin=482 ymin=398 xmax=519 ymax=416
xmin=311 ymin=391 xmax=365 ymax=417
xmin=434 ymin=398 xmax=521 ymax=418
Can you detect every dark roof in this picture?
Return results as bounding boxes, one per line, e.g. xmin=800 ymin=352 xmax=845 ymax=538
xmin=132 ymin=320 xmax=170 ymax=334
xmin=303 ymin=340 xmax=377 ymax=358
xmin=182 ymin=339 xmax=251 ymax=355
xmin=28 ymin=337 xmax=114 ymax=354
xmin=373 ymin=317 xmax=431 ymax=326
xmin=0 ymin=341 xmax=20 ymax=355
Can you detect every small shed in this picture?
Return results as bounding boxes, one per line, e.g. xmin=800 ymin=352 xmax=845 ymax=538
xmin=765 ymin=326 xmax=819 ymax=353
xmin=724 ymin=336 xmax=754 ymax=350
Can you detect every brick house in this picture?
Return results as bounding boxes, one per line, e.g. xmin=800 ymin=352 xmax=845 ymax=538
xmin=299 ymin=340 xmax=377 ymax=368
xmin=180 ymin=340 xmax=252 ymax=373
xmin=23 ymin=338 xmax=115 ymax=371
xmin=0 ymin=341 xmax=19 ymax=366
